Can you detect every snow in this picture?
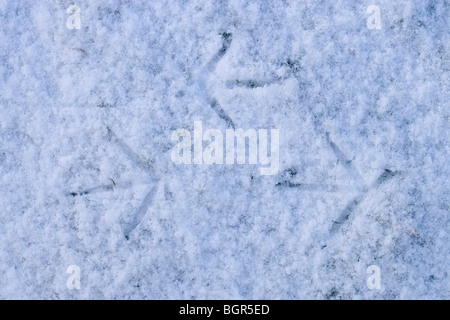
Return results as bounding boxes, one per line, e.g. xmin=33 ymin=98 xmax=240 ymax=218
xmin=0 ymin=0 xmax=448 ymax=299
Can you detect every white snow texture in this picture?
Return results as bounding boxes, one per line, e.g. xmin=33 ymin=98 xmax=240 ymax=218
xmin=0 ymin=0 xmax=448 ymax=299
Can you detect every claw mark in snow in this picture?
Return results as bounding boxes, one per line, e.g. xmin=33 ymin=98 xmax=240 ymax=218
xmin=106 ymin=128 xmax=161 ymax=237
xmin=210 ymin=98 xmax=235 ymax=129
xmin=206 ymin=32 xmax=233 ymax=72
xmin=68 ymin=127 xmax=162 ymax=239
xmin=107 ymin=127 xmax=160 ymax=180
xmin=325 ymin=132 xmax=366 ymax=189
xmin=330 ymin=169 xmax=400 ymax=234
xmin=69 ymin=184 xmax=113 ymax=197
xmin=122 ymin=183 xmax=159 ymax=238
xmin=194 ymin=32 xmax=236 ymax=129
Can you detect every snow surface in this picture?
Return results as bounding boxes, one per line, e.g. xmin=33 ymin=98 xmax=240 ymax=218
xmin=0 ymin=0 xmax=448 ymax=299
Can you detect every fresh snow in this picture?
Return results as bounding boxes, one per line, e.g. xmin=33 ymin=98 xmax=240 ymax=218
xmin=0 ymin=0 xmax=448 ymax=299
